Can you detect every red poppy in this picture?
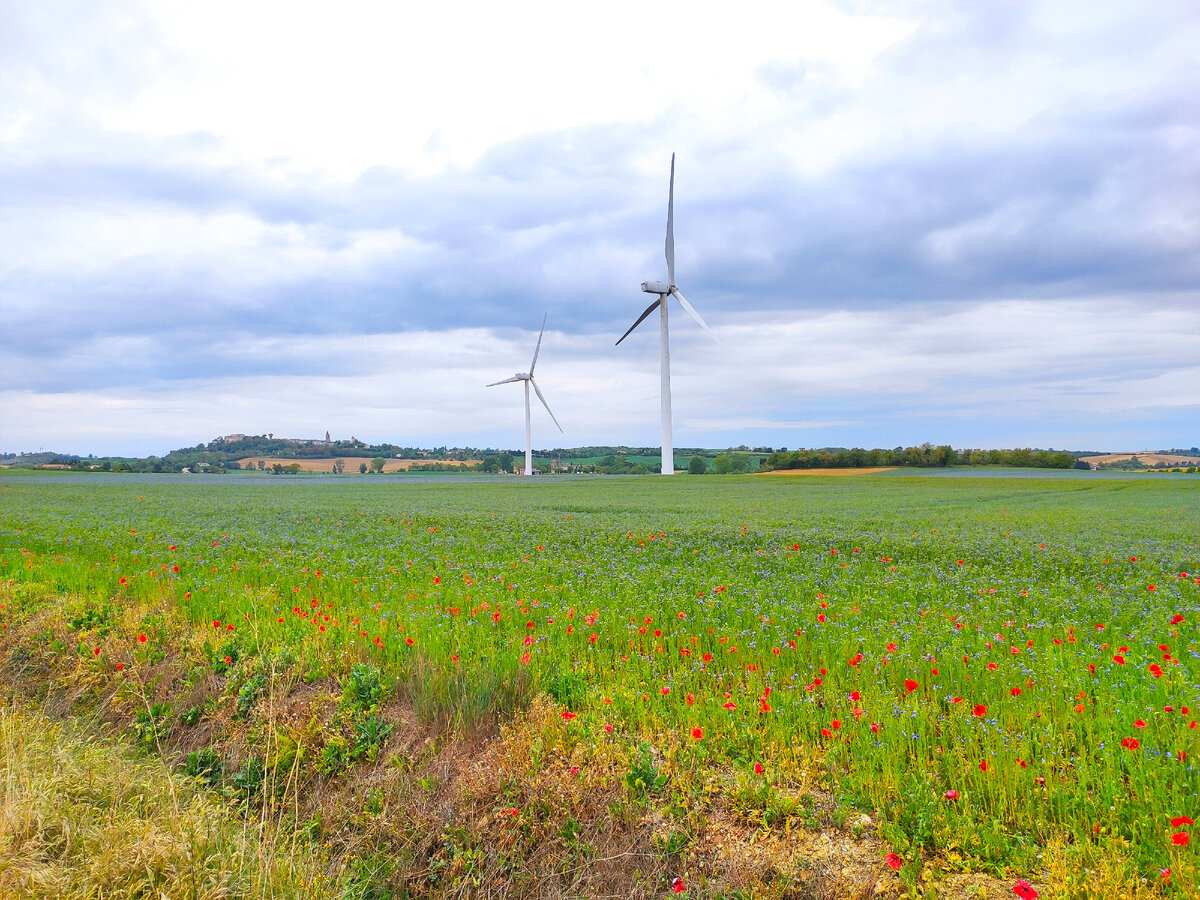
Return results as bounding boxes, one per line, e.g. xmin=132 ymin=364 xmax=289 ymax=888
xmin=1171 ymin=832 xmax=1189 ymax=846
xmin=885 ymin=853 xmax=902 ymax=870
xmin=672 ymin=876 xmax=687 ymax=893
xmin=754 ymin=762 xmax=764 ymax=774
xmin=137 ymin=634 xmax=147 ymax=643
xmin=1013 ymin=880 xmax=1038 ymax=899
xmin=1010 ymin=687 xmax=1021 ymax=697
xmin=561 ymin=710 xmax=576 ymax=720
xmin=980 ymin=760 xmax=988 ymax=772
xmin=944 ymin=790 xmax=958 ymax=801
xmin=691 ymin=726 xmax=703 ymax=740
xmin=1170 ymin=816 xmax=1194 ymax=826
xmin=904 ymin=679 xmax=918 ymax=693
xmin=973 ymin=704 xmax=987 ymax=717
xmin=870 ymin=722 xmax=880 ymax=733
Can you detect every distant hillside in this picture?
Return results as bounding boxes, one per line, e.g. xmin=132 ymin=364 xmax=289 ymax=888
xmin=1080 ymin=452 xmax=1200 ymax=469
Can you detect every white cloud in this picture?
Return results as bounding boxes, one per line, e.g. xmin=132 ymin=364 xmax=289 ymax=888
xmin=4 ymin=297 xmax=1197 ymax=456
xmin=2 ymin=1 xmax=1198 ymax=455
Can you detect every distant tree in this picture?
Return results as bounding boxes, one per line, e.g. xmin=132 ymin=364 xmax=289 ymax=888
xmin=359 ymin=462 xmax=368 ymax=474
xmin=370 ymin=456 xmax=386 ymax=474
xmin=497 ymin=453 xmax=515 ymax=474
xmin=333 ymin=459 xmax=345 ymax=474
xmin=711 ymin=453 xmax=733 ymax=475
xmin=256 ymin=459 xmax=265 ymax=471
xmin=688 ymin=455 xmax=708 ymax=475
xmin=480 ymin=456 xmax=500 ymax=473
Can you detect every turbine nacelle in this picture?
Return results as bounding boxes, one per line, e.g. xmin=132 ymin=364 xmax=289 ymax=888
xmin=641 ymin=280 xmax=670 ymax=294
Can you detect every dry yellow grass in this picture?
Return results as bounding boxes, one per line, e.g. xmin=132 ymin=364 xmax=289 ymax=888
xmin=238 ymin=456 xmax=480 ymax=473
xmin=0 ymin=703 xmax=338 ymax=900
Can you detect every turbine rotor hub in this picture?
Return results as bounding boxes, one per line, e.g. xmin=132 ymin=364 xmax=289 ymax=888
xmin=641 ymin=280 xmax=670 ymax=294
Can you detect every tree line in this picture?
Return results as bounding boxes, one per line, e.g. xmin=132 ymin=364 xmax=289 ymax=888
xmin=761 ymin=444 xmax=1079 ymax=471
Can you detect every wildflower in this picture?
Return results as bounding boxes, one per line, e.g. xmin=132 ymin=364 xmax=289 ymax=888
xmin=672 ymin=876 xmax=687 ymax=893
xmin=561 ymin=710 xmax=576 ymax=720
xmin=691 ymin=726 xmax=703 ymax=740
xmin=885 ymin=853 xmax=902 ymax=870
xmin=137 ymin=634 xmax=147 ymax=643
xmin=973 ymin=704 xmax=987 ymax=718
xmin=944 ymin=790 xmax=958 ymax=801
xmin=1170 ymin=816 xmax=1194 ymax=826
xmin=1013 ymin=880 xmax=1039 ymax=899
xmin=1010 ymin=687 xmax=1021 ymax=697
xmin=1170 ymin=832 xmax=1189 ymax=846
xmin=603 ymin=724 xmax=613 ymax=733
xmin=904 ymin=679 xmax=918 ymax=693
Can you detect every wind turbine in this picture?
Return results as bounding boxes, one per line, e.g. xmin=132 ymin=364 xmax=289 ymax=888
xmin=487 ymin=313 xmax=563 ymax=476
xmin=617 ymin=153 xmax=716 ymax=475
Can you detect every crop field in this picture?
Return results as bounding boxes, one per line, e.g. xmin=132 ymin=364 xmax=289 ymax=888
xmin=1 ymin=474 xmax=1198 ymax=899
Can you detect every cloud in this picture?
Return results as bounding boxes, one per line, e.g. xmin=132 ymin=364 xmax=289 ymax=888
xmin=2 ymin=2 xmax=1198 ymax=454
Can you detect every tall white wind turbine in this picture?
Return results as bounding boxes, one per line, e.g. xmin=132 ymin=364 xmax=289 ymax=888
xmin=487 ymin=313 xmax=563 ymax=476
xmin=616 ymin=153 xmax=716 ymax=475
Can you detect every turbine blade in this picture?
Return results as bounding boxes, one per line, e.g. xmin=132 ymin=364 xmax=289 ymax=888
xmin=671 ymin=288 xmax=720 ymax=343
xmin=616 ymin=296 xmax=662 ymax=346
xmin=486 ymin=375 xmax=524 ymax=387
xmin=530 ymin=378 xmax=563 ymax=432
xmin=529 ymin=312 xmax=548 ymax=375
xmin=665 ymin=152 xmax=675 ymax=286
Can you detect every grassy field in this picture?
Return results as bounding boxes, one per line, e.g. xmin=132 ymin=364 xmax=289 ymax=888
xmin=1 ymin=474 xmax=1197 ymax=898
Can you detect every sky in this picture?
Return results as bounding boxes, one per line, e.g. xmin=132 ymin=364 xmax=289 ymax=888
xmin=1 ymin=0 xmax=1197 ymax=458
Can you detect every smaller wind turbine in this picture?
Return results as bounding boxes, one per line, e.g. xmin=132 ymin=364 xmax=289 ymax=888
xmin=487 ymin=313 xmax=563 ymax=476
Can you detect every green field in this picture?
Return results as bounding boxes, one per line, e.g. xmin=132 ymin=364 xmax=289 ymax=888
xmin=1 ymin=474 xmax=1197 ymax=898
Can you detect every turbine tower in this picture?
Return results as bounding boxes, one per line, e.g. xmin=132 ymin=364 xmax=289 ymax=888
xmin=617 ymin=153 xmax=715 ymax=475
xmin=487 ymin=313 xmax=563 ymax=476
